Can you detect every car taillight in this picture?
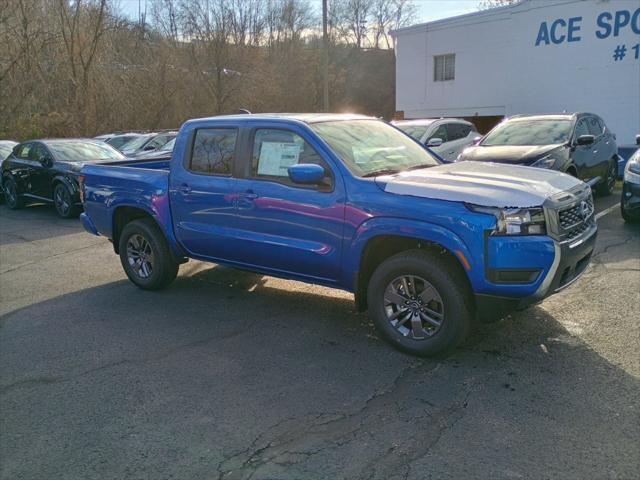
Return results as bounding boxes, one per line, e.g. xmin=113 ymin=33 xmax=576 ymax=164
xmin=78 ymin=175 xmax=85 ymax=203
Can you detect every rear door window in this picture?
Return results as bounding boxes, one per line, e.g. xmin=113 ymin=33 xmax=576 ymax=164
xmin=189 ymin=128 xmax=238 ymax=175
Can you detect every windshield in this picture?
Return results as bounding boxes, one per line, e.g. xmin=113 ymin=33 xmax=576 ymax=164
xmin=395 ymin=123 xmax=433 ymax=141
xmin=121 ymin=135 xmax=152 ymax=153
xmin=310 ymin=120 xmax=440 ymax=177
xmin=482 ymin=119 xmax=572 ymax=146
xmin=107 ymin=135 xmax=139 ymax=150
xmin=160 ymin=138 xmax=176 ymax=151
xmin=0 ymin=144 xmax=15 ymax=159
xmin=47 ymin=141 xmax=125 ymax=162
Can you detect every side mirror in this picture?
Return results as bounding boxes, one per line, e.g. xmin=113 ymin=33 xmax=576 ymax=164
xmin=39 ymin=155 xmax=52 ymax=167
xmin=426 ymin=137 xmax=443 ymax=147
xmin=575 ymin=134 xmax=595 ymax=146
xmin=636 ymin=134 xmax=640 ymax=146
xmin=143 ymin=144 xmax=156 ymax=151
xmin=287 ymin=163 xmax=325 ymax=184
xmin=473 ymin=136 xmax=482 ymax=145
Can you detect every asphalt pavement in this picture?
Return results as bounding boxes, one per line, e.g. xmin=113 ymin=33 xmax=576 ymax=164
xmin=0 ymin=188 xmax=638 ymax=480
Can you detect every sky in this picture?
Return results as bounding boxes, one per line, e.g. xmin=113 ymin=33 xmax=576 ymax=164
xmin=118 ymin=0 xmax=482 ymax=25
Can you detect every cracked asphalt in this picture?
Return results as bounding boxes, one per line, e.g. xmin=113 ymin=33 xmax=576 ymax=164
xmin=1 ymin=187 xmax=638 ymax=480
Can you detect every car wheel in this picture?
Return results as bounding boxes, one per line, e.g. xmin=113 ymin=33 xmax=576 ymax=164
xmin=621 ymin=199 xmax=636 ymax=223
xmin=3 ymin=177 xmax=23 ymax=209
xmin=53 ymin=183 xmax=79 ymax=218
xmin=119 ymin=218 xmax=179 ymax=290
xmin=596 ymin=160 xmax=617 ymax=196
xmin=367 ymin=249 xmax=473 ymax=357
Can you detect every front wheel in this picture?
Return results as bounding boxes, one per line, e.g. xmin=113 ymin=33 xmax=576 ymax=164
xmin=367 ymin=250 xmax=473 ymax=357
xmin=596 ymin=160 xmax=617 ymax=196
xmin=119 ymin=218 xmax=179 ymax=290
xmin=3 ymin=178 xmax=23 ymax=209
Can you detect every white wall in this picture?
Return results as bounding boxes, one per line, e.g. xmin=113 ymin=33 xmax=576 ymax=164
xmin=395 ymin=0 xmax=640 ymax=144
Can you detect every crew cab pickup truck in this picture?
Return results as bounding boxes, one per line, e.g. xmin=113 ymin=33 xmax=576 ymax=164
xmin=79 ymin=114 xmax=597 ymax=356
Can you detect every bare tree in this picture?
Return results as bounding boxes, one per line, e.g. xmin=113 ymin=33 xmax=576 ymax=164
xmin=478 ymin=0 xmax=518 ymax=10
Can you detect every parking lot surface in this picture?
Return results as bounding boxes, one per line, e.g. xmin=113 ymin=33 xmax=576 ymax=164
xmin=1 ymin=189 xmax=638 ymax=480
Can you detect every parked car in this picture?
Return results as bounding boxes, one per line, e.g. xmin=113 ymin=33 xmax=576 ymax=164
xmin=0 ymin=140 xmax=18 ymax=201
xmin=79 ymin=114 xmax=596 ymax=357
xmin=134 ymin=137 xmax=175 ymax=161
xmin=2 ymin=139 xmax=125 ymax=218
xmin=120 ymin=131 xmax=177 ymax=157
xmin=394 ymin=118 xmax=479 ymax=162
xmin=621 ymin=136 xmax=640 ymax=222
xmin=104 ymin=133 xmax=145 ymax=151
xmin=458 ymin=113 xmax=618 ymax=195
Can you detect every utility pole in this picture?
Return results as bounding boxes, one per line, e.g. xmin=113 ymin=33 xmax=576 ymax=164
xmin=322 ymin=0 xmax=329 ymax=112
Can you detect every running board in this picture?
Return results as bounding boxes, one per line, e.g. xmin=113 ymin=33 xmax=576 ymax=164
xmin=585 ymin=176 xmax=601 ymax=187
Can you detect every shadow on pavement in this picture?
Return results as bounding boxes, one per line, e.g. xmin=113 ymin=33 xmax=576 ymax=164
xmin=0 ymin=203 xmax=83 ymax=246
xmin=1 ymin=264 xmax=638 ymax=479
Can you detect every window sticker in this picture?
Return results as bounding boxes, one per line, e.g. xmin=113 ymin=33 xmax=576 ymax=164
xmin=21 ymin=146 xmax=31 ymax=158
xmin=257 ymin=142 xmax=301 ymax=176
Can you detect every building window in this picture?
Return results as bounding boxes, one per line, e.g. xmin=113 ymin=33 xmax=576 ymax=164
xmin=434 ymin=54 xmax=455 ymax=82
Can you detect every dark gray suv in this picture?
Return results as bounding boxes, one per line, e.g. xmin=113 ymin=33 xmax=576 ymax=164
xmin=458 ymin=113 xmax=618 ymax=195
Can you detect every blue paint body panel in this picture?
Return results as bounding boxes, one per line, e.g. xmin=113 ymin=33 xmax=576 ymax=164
xmin=80 ymin=116 xmax=571 ymax=303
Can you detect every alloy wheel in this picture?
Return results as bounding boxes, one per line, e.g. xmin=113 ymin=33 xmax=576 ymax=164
xmin=54 ymin=187 xmax=71 ymax=216
xmin=126 ymin=234 xmax=154 ymax=279
xmin=383 ymin=275 xmax=445 ymax=340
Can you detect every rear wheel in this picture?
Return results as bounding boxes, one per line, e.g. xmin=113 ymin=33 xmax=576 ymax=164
xmin=53 ymin=183 xmax=79 ymax=218
xmin=119 ymin=218 xmax=178 ymax=290
xmin=367 ymin=250 xmax=473 ymax=357
xmin=4 ymin=178 xmax=23 ymax=209
xmin=596 ymin=160 xmax=617 ymax=196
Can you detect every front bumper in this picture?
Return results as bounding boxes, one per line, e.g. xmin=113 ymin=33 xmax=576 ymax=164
xmin=621 ymin=181 xmax=640 ymax=218
xmin=80 ymin=212 xmax=99 ymax=236
xmin=476 ymin=224 xmax=597 ymax=317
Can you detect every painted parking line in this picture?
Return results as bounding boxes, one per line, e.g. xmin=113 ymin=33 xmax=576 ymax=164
xmin=595 ymin=203 xmax=619 ymax=220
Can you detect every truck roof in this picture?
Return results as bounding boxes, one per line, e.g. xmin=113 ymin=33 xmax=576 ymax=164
xmin=186 ymin=113 xmax=374 ymax=125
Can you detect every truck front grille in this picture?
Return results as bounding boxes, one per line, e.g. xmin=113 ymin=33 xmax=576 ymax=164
xmin=558 ymin=197 xmax=594 ymax=229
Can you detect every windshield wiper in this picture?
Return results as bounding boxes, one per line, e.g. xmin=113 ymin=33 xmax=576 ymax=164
xmin=362 ymin=168 xmax=401 ymax=178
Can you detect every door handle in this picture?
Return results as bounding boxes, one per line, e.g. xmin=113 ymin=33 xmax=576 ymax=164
xmin=242 ymin=189 xmax=258 ymax=200
xmin=178 ymin=184 xmax=192 ymax=194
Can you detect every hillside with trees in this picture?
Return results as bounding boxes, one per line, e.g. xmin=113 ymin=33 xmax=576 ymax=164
xmin=0 ymin=0 xmax=416 ymax=139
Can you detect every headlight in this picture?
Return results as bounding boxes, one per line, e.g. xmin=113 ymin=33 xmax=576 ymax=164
xmin=531 ymin=154 xmax=556 ymax=169
xmin=467 ymin=205 xmax=547 ymax=235
xmin=624 ymin=151 xmax=640 ymax=179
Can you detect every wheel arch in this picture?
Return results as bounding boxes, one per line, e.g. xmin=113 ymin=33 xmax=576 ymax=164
xmin=350 ymin=223 xmax=475 ymax=312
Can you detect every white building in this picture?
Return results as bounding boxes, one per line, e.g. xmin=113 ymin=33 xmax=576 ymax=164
xmin=392 ymin=0 xmax=640 ymax=144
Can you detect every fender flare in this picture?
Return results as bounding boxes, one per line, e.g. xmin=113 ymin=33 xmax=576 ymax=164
xmin=344 ymin=216 xmax=480 ymax=291
xmin=52 ymin=175 xmax=78 ymax=195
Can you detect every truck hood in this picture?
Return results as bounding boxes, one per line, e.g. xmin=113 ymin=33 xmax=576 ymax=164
xmin=459 ymin=144 xmax=561 ymax=164
xmin=376 ymin=161 xmax=583 ymax=208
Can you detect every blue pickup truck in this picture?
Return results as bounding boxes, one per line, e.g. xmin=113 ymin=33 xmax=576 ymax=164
xmin=79 ymin=114 xmax=597 ymax=356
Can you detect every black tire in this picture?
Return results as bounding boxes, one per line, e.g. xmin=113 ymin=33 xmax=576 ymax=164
xmin=118 ymin=218 xmax=179 ymax=290
xmin=621 ymin=200 xmax=636 ymax=223
xmin=367 ymin=249 xmax=473 ymax=357
xmin=3 ymin=177 xmax=23 ymax=209
xmin=53 ymin=183 xmax=80 ymax=218
xmin=596 ymin=159 xmax=617 ymax=196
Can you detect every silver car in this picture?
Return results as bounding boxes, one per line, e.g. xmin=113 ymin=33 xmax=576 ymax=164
xmin=394 ymin=118 xmax=479 ymax=162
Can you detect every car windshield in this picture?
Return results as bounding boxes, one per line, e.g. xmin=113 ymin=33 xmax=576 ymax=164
xmin=107 ymin=135 xmax=139 ymax=149
xmin=0 ymin=144 xmax=15 ymax=159
xmin=47 ymin=141 xmax=125 ymax=162
xmin=160 ymin=138 xmax=176 ymax=151
xmin=481 ymin=119 xmax=572 ymax=146
xmin=395 ymin=123 xmax=433 ymax=141
xmin=311 ymin=120 xmax=440 ymax=177
xmin=121 ymin=135 xmax=152 ymax=152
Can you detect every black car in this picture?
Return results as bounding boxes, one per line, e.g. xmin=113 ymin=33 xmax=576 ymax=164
xmin=103 ymin=133 xmax=144 ymax=151
xmin=621 ymin=136 xmax=640 ymax=223
xmin=133 ymin=137 xmax=175 ymax=161
xmin=458 ymin=113 xmax=618 ymax=195
xmin=2 ymin=139 xmax=125 ymax=218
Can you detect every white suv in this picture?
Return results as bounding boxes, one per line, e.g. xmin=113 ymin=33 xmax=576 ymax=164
xmin=394 ymin=118 xmax=479 ymax=162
